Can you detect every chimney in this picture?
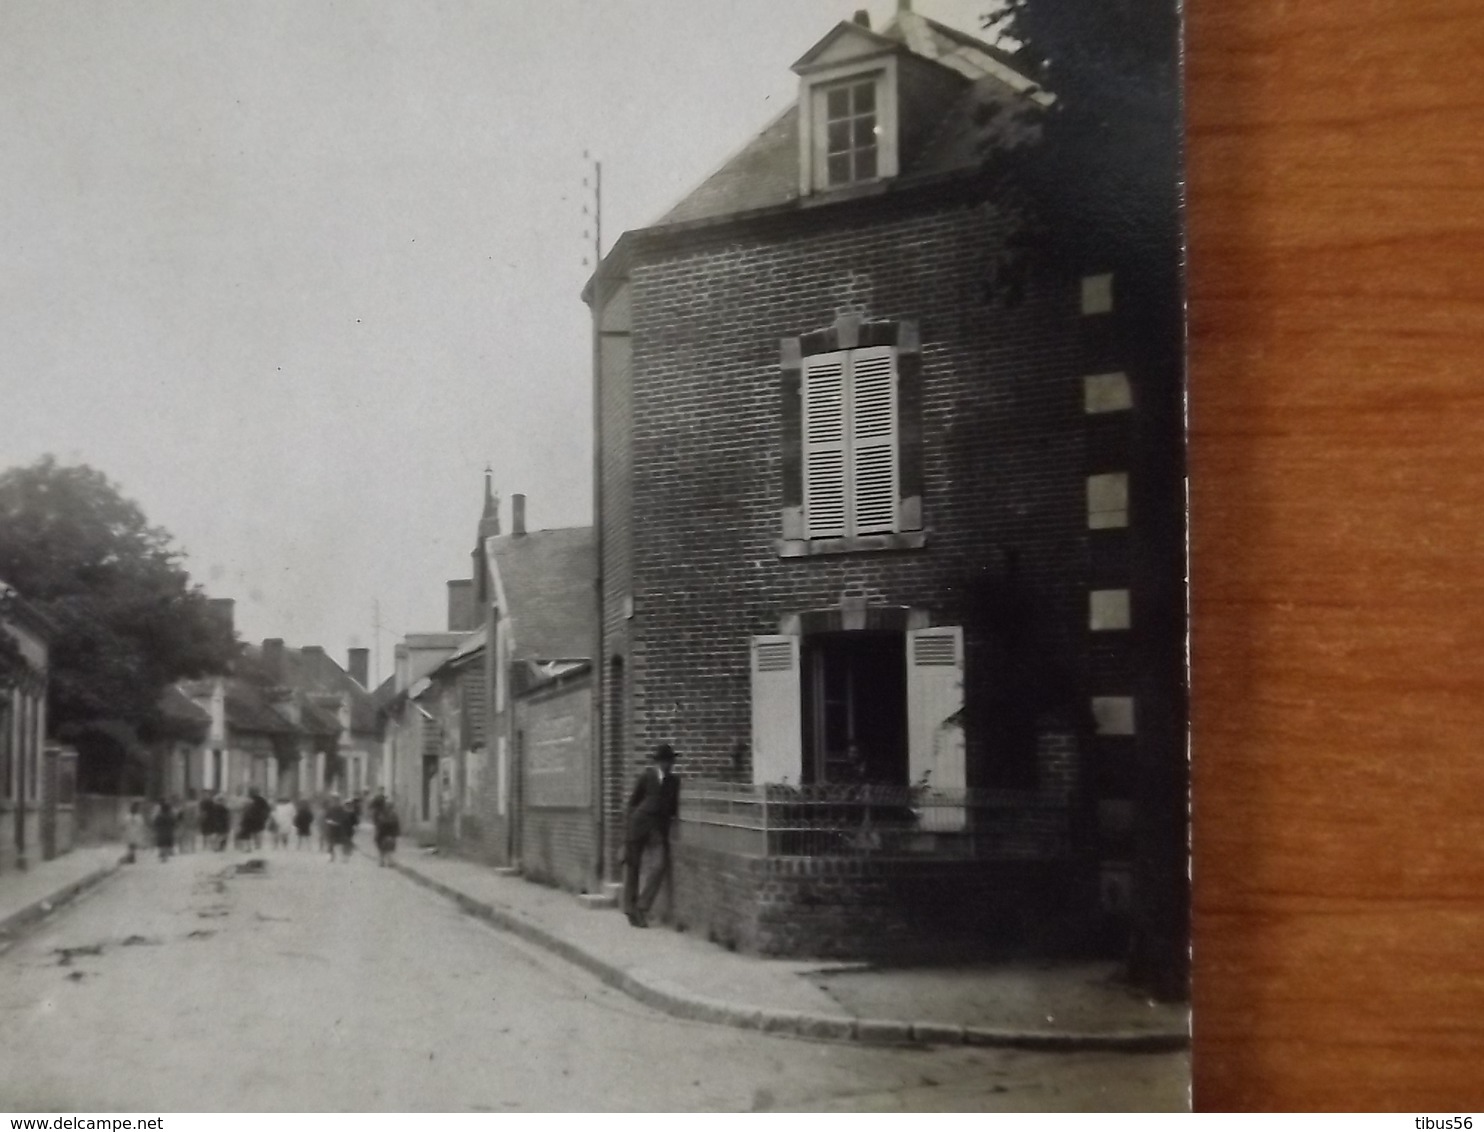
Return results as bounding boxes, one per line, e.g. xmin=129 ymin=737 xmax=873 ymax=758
xmin=897 ymin=0 xmax=912 ymax=11
xmin=447 ymin=579 xmax=477 ymax=632
xmin=347 ymin=647 xmax=369 ymax=687
xmin=262 ymin=638 xmax=285 ymax=680
xmin=478 ymin=466 xmax=501 ymax=540
xmin=207 ymin=597 xmax=235 ymax=637
xmin=512 ymin=493 xmax=527 ymax=537
xmin=853 ymin=9 xmax=871 ymax=27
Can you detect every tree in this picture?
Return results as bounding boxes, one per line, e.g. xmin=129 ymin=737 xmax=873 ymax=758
xmin=0 ymin=458 xmax=237 ymax=752
xmin=978 ymin=0 xmax=1188 ymax=1000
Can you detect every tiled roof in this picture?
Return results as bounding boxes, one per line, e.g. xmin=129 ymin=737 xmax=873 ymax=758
xmin=488 ymin=527 xmax=596 ymax=663
xmin=654 ymin=12 xmax=1041 ymax=230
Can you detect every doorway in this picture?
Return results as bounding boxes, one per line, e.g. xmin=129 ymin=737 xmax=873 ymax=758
xmin=801 ymin=631 xmax=907 ymax=786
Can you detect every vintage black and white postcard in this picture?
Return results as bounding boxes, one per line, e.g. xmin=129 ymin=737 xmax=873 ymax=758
xmin=1 ymin=0 xmax=1187 ymax=1113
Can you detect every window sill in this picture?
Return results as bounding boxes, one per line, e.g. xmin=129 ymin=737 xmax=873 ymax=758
xmin=800 ymin=178 xmax=890 ymax=207
xmin=775 ymin=531 xmax=926 ymax=558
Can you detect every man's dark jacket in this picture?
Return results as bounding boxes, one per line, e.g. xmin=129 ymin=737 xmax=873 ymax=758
xmin=626 ymin=767 xmax=680 ymax=840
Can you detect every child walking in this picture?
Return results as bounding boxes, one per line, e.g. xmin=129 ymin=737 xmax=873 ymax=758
xmin=123 ymin=802 xmax=145 ymax=864
xmin=374 ymin=802 xmax=401 ymax=867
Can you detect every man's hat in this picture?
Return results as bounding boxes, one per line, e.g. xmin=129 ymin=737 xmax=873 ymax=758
xmin=652 ymin=743 xmax=677 ymax=763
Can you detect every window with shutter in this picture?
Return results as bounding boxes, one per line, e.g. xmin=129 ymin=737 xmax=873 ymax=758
xmin=802 ymin=346 xmax=900 ymax=540
xmin=803 ymin=354 xmax=848 ymax=538
xmin=906 ymin=626 xmax=966 ymax=830
xmin=849 ymin=347 xmax=898 ymax=535
xmin=750 ymin=635 xmax=803 ymax=784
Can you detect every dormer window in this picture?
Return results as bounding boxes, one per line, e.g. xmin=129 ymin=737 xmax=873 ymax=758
xmin=793 ymin=21 xmax=902 ymax=197
xmin=821 ymin=79 xmax=879 ymax=186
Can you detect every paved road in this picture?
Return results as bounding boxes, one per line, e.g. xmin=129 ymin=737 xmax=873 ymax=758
xmin=0 ymin=850 xmax=1187 ymax=1111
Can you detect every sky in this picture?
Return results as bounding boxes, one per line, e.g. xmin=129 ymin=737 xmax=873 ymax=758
xmin=0 ymin=0 xmax=988 ymax=687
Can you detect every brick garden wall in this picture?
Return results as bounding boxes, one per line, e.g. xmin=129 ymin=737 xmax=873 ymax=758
xmin=668 ymin=842 xmax=1072 ymax=960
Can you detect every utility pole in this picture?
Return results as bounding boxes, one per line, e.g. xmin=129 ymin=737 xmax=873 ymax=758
xmin=371 ymin=598 xmax=382 ymax=689
xmin=582 ymin=151 xmax=602 ymax=267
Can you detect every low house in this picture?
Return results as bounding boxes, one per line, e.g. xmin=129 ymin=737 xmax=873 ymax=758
xmin=382 ymin=620 xmax=482 ymax=844
xmin=467 ymin=494 xmax=597 ymax=888
xmin=403 ymin=480 xmax=598 ymax=886
xmin=171 ymin=638 xmax=380 ymax=801
xmin=586 ymin=9 xmax=1182 ymax=957
xmin=416 ymin=627 xmax=487 ymax=849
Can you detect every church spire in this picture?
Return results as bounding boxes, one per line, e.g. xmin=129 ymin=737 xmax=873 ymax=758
xmin=478 ymin=464 xmax=501 ymax=539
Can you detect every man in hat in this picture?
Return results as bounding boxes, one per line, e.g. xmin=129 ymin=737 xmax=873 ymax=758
xmin=623 ymin=743 xmax=680 ymax=927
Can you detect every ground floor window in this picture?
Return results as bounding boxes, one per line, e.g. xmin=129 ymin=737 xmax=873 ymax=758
xmin=802 ymin=631 xmax=907 ymax=785
xmin=750 ymin=625 xmax=965 ymax=792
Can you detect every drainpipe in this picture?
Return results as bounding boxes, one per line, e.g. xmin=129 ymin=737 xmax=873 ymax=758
xmin=589 ymin=189 xmax=607 ymax=889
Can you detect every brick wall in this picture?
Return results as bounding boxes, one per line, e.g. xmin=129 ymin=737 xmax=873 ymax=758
xmin=616 ymin=196 xmax=1094 ymax=790
xmin=669 ymin=843 xmax=1072 ymax=960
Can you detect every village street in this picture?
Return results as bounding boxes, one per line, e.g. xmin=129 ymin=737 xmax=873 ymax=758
xmin=0 ymin=846 xmax=1186 ymax=1112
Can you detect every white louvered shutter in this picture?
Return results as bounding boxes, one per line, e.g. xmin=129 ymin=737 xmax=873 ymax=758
xmin=906 ymin=627 xmax=967 ymax=830
xmin=803 ymin=353 xmax=847 ymax=538
xmin=849 ymin=346 xmax=899 ymax=535
xmin=750 ymin=635 xmax=802 ymax=785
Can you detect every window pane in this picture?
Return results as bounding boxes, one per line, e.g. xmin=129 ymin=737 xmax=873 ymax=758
xmin=827 ymin=121 xmax=851 ymax=154
xmin=827 ymin=154 xmax=851 ymax=185
xmin=856 ymin=146 xmax=878 ymax=180
xmin=853 ymin=81 xmax=875 ymax=114
xmin=826 ymin=87 xmax=850 ymax=119
xmin=853 ymin=116 xmax=876 ymax=148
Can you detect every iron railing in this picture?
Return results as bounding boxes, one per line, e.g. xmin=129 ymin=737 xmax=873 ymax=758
xmin=678 ymin=780 xmax=1070 ymax=860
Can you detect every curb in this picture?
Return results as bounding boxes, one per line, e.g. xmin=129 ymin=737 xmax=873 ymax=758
xmin=0 ymin=857 xmax=125 ymax=954
xmin=387 ymin=858 xmax=1190 ymax=1054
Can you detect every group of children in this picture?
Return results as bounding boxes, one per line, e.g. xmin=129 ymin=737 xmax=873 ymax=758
xmin=124 ymin=788 xmax=402 ymax=866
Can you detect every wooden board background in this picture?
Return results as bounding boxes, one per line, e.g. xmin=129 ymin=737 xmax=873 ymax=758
xmin=1188 ymin=0 xmax=1484 ymax=1110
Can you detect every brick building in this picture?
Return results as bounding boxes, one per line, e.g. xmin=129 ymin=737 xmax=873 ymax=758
xmin=586 ymin=11 xmax=1182 ymax=958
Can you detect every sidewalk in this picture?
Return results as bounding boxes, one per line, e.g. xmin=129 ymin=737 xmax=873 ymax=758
xmin=386 ymin=850 xmax=1190 ymax=1052
xmin=0 ymin=844 xmax=124 ymax=951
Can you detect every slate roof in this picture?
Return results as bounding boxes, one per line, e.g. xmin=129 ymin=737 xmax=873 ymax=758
xmin=420 ymin=625 xmax=486 ymax=688
xmin=297 ymin=697 xmax=344 ymax=737
xmin=239 ymin=643 xmax=379 ymax=735
xmin=654 ymin=12 xmax=1043 ymax=229
xmin=488 ymin=527 xmax=596 ymax=662
xmin=222 ymin=678 xmax=298 ymax=735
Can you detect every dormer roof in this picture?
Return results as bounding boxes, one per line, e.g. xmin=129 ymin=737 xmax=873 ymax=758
xmin=791 ymin=19 xmax=904 ymax=73
xmin=650 ymin=12 xmax=1043 ymax=231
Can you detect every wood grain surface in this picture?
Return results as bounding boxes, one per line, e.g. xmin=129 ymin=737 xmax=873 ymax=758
xmin=1187 ymin=0 xmax=1484 ymax=1110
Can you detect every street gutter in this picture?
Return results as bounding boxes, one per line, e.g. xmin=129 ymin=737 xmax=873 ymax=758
xmin=0 ymin=857 xmax=125 ymax=956
xmin=386 ymin=856 xmax=1190 ymax=1054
